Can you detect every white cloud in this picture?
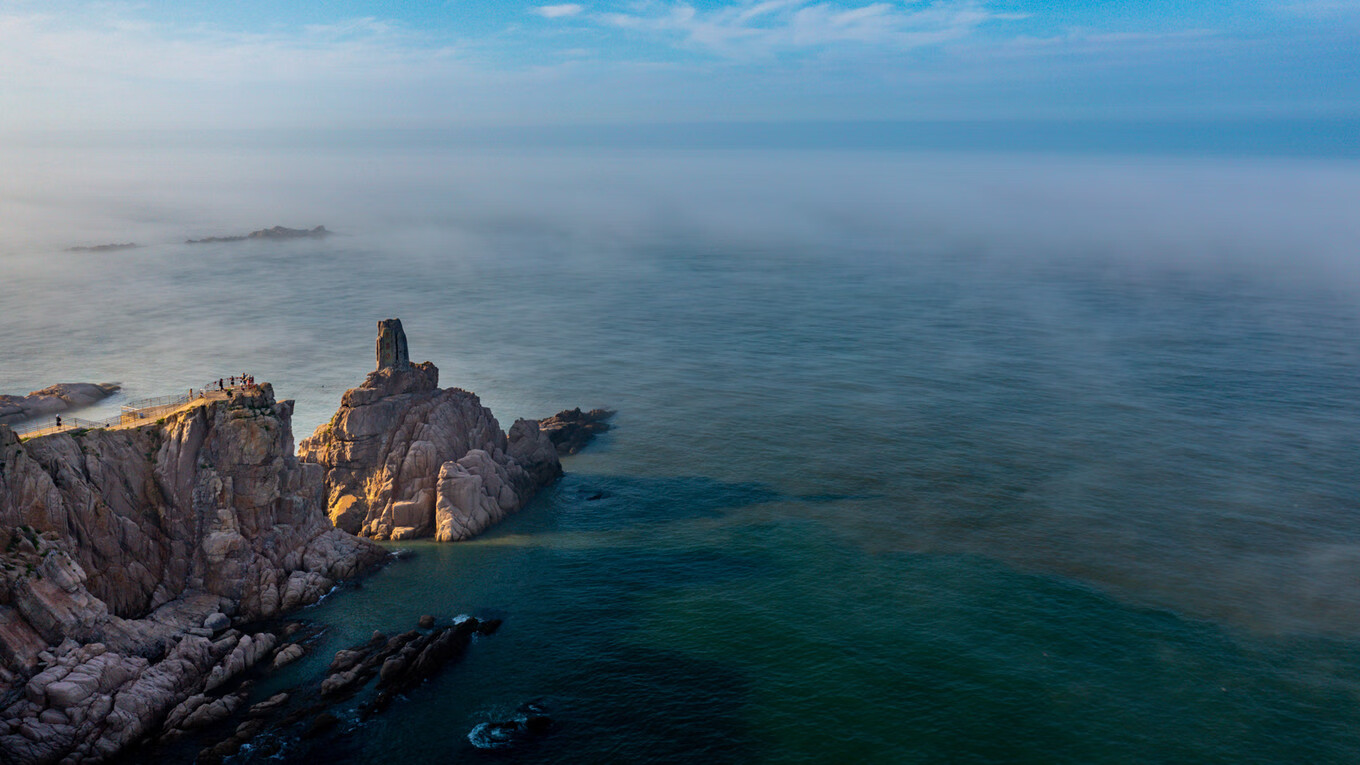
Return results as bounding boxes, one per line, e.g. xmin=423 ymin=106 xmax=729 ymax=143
xmin=535 ymin=4 xmax=585 ymax=18
xmin=596 ymin=0 xmax=1025 ymax=57
xmin=0 ymin=10 xmax=497 ymax=129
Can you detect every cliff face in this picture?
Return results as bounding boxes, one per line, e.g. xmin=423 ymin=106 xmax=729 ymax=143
xmin=298 ymin=319 xmax=561 ymax=542
xmin=0 ymin=384 xmax=385 ymax=764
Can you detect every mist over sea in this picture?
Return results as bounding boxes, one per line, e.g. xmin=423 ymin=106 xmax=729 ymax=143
xmin=3 ymin=135 xmax=1360 ymax=762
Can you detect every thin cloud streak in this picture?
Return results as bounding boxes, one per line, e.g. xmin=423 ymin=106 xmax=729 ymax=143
xmin=535 ymin=4 xmax=585 ymax=18
xmin=597 ymin=0 xmax=1026 ymax=57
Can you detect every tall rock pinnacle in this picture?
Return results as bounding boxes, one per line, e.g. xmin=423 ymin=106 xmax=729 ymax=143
xmin=376 ymin=318 xmax=410 ymax=370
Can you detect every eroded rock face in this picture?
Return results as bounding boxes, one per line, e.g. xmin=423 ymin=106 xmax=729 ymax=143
xmin=0 ymin=383 xmax=121 ymax=426
xmin=298 ymin=320 xmax=561 ymax=541
xmin=376 ymin=318 xmax=410 ymax=371
xmin=0 ymin=385 xmax=386 ymax=764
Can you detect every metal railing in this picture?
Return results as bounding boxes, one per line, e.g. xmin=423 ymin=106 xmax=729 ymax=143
xmin=121 ymin=392 xmax=192 ymax=412
xmin=9 ymin=375 xmax=258 ymax=439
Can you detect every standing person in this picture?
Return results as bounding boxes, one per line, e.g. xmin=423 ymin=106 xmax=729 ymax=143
xmin=55 ymin=415 xmax=61 ymax=429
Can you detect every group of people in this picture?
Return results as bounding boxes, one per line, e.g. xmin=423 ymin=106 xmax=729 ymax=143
xmin=214 ymin=373 xmax=257 ymax=391
xmin=187 ymin=374 xmax=259 ymax=402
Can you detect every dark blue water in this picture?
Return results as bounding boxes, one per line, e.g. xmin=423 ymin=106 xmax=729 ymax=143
xmin=3 ymin=144 xmax=1360 ymax=762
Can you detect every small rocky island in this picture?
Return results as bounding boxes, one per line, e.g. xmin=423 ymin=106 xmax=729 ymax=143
xmin=186 ymin=226 xmax=329 ymax=244
xmin=0 ymin=383 xmax=121 ymax=426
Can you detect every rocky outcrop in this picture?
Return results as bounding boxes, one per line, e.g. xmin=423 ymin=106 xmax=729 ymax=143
xmin=537 ymin=408 xmax=614 ymax=455
xmin=299 ymin=319 xmax=562 ymax=541
xmin=186 ymin=226 xmax=329 ymax=244
xmin=0 ymin=383 xmax=386 ymax=764
xmin=0 ymin=383 xmax=121 ymax=426
xmin=178 ymin=614 xmax=496 ymax=763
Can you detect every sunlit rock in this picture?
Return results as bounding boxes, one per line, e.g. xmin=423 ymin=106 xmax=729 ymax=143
xmin=299 ymin=319 xmax=561 ymax=541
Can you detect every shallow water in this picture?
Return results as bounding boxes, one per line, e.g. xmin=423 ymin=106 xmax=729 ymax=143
xmin=3 ymin=142 xmax=1360 ymax=762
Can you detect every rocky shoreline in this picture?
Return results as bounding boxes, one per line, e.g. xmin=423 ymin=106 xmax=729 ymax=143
xmin=0 ymin=319 xmax=607 ymax=763
xmin=0 ymin=382 xmax=384 ymax=763
xmin=134 ymin=611 xmax=506 ymax=764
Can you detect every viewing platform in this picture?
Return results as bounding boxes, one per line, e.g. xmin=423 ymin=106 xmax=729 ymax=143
xmin=12 ymin=377 xmax=260 ymax=439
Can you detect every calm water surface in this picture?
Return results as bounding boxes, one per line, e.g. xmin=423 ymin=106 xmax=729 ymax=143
xmin=2 ymin=144 xmax=1360 ymax=762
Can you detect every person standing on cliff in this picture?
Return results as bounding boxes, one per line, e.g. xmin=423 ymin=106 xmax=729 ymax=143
xmin=55 ymin=415 xmax=61 ymax=429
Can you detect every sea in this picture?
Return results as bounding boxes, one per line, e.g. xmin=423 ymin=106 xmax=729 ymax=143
xmin=2 ymin=131 xmax=1360 ymax=763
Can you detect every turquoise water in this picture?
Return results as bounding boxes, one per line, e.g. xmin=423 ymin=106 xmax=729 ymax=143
xmin=3 ymin=144 xmax=1360 ymax=762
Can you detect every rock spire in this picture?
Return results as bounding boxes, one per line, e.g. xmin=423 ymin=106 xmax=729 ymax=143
xmin=375 ymin=318 xmax=410 ymax=371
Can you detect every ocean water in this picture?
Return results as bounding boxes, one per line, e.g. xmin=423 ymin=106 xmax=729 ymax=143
xmin=3 ymin=140 xmax=1360 ymax=762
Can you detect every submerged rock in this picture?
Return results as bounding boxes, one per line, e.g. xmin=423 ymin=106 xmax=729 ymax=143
xmin=299 ymin=319 xmax=563 ymax=541
xmin=302 ymin=712 xmax=339 ymax=739
xmin=468 ymin=700 xmax=556 ymax=750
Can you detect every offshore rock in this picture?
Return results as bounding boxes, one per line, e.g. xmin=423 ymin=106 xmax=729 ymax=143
xmin=299 ymin=319 xmax=561 ymax=541
xmin=186 ymin=225 xmax=329 ymax=244
xmin=0 ymin=383 xmax=385 ymax=764
xmin=0 ymin=383 xmax=121 ymax=426
xmin=537 ymin=408 xmax=614 ymax=456
xmin=66 ymin=244 xmax=137 ymax=253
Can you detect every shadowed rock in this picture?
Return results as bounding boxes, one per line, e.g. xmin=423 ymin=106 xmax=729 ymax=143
xmin=375 ymin=319 xmax=410 ymax=371
xmin=538 ymin=408 xmax=614 ymax=455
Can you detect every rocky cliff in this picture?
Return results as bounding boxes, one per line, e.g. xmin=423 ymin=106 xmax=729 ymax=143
xmin=299 ymin=319 xmax=562 ymax=542
xmin=0 ymin=383 xmax=385 ymax=764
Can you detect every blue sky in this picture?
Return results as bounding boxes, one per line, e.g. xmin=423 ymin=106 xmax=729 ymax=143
xmin=1 ymin=0 xmax=1357 ymax=130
